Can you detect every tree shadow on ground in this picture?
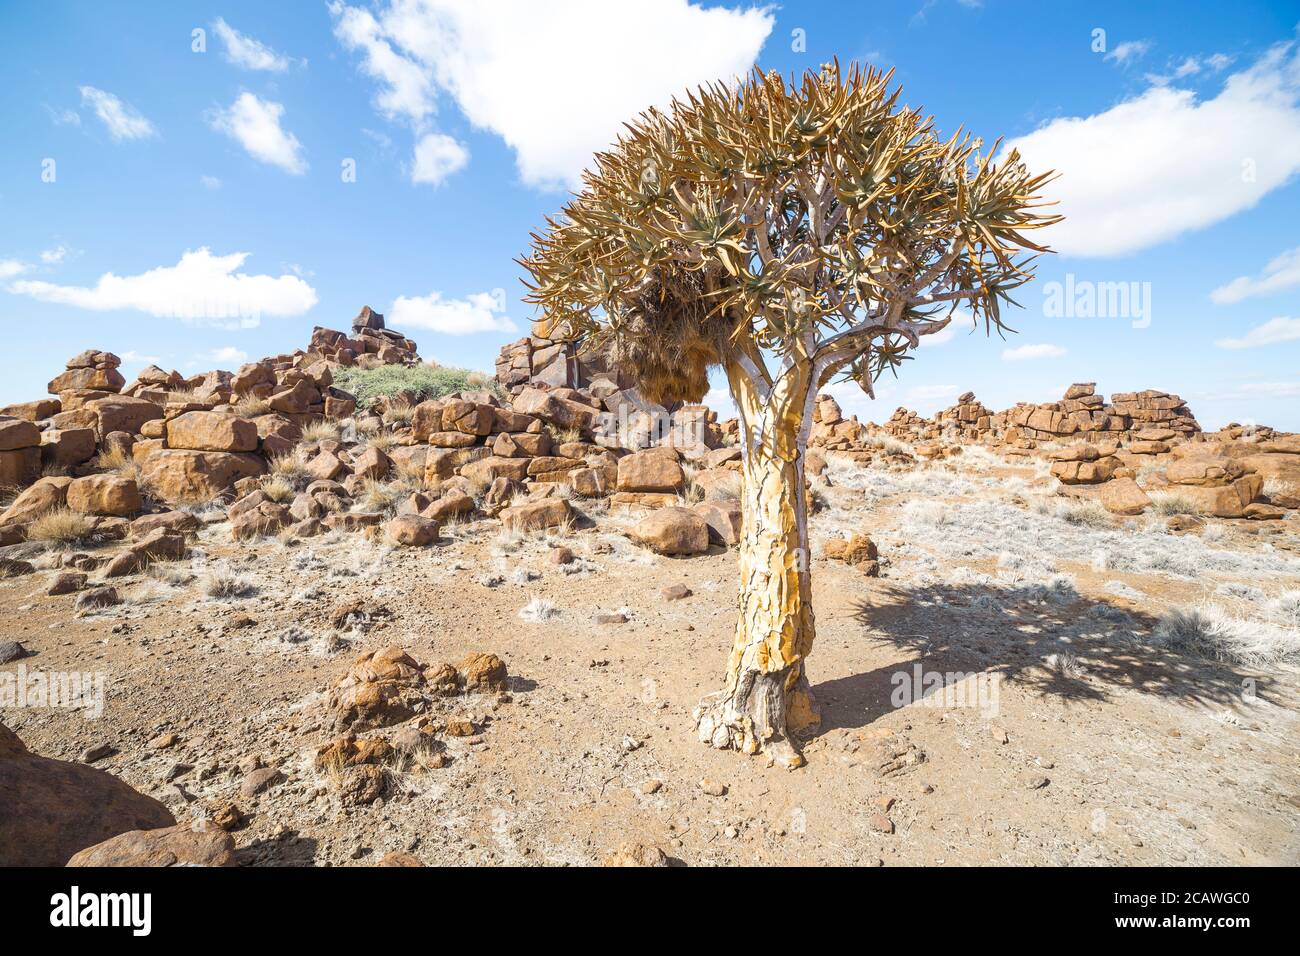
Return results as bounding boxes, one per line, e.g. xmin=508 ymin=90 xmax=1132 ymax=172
xmin=810 ymin=580 xmax=1265 ymax=739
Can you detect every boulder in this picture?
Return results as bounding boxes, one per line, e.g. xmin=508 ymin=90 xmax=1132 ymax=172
xmin=617 ymin=450 xmax=686 ymax=493
xmin=386 ymin=514 xmax=440 ymax=546
xmin=66 ymin=474 xmax=142 ymax=516
xmin=328 ymin=646 xmax=429 ymax=730
xmin=1099 ymin=477 xmax=1152 ymax=516
xmin=139 ymin=449 xmax=266 ymax=504
xmin=824 ymin=533 xmax=878 ymax=564
xmin=693 ymin=499 xmax=743 ymax=546
xmin=229 ymin=502 xmax=292 ymax=540
xmin=1175 ymin=476 xmax=1262 ymax=518
xmin=84 ymin=395 xmax=163 ymax=436
xmin=458 ymin=652 xmax=509 ymax=693
xmin=353 ymin=446 xmax=392 ymax=481
xmin=634 ymin=507 xmax=710 ymax=555
xmin=39 ymin=427 xmax=97 ymax=468
xmin=0 ymin=447 xmax=40 ymax=487
xmin=0 ymin=399 xmax=60 ymax=421
xmin=0 ymin=721 xmax=175 ymax=866
xmin=166 ymin=411 xmax=259 ymax=452
xmin=103 ymin=529 xmax=187 ymax=576
xmin=500 ymin=497 xmax=572 ymax=532
xmin=0 ymin=417 xmax=40 ymax=451
xmin=68 ymin=823 xmax=235 ymax=867
xmin=0 ymin=476 xmax=71 ymax=527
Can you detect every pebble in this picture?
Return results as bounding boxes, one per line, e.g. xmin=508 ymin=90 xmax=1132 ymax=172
xmin=81 ymin=743 xmax=116 ymax=763
xmin=868 ymin=813 xmax=894 ymax=834
xmin=700 ymin=780 xmax=727 ymax=797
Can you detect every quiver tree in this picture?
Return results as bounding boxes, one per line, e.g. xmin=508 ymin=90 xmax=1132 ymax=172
xmin=521 ymin=63 xmax=1058 ymax=768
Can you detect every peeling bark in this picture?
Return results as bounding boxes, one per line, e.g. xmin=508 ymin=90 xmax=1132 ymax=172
xmin=695 ymin=353 xmax=821 ymax=769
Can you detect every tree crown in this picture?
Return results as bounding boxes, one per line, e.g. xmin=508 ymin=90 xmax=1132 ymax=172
xmin=521 ymin=62 xmax=1059 ymax=405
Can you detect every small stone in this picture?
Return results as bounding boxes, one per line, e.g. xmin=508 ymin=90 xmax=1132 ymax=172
xmin=1026 ymin=775 xmax=1050 ymax=790
xmin=640 ymin=779 xmax=663 ymax=795
xmin=47 ymin=571 xmax=87 ymax=596
xmin=661 ymin=584 xmax=692 ymax=601
xmin=445 ymin=717 xmax=477 ymax=737
xmin=875 ymin=796 xmax=895 ymax=812
xmin=550 ymin=546 xmax=574 ymax=565
xmin=990 ymin=725 xmax=1009 ymax=745
xmin=0 ymin=641 xmax=30 ymax=664
xmin=148 ymin=732 xmax=179 ymax=750
xmin=240 ymin=766 xmax=285 ymax=798
xmin=211 ymin=803 xmax=245 ymax=831
xmin=81 ymin=743 xmax=116 ymax=763
xmin=595 ymin=611 xmax=628 ymax=625
xmin=868 ymin=813 xmax=894 ymax=834
xmin=700 ymin=779 xmax=727 ymax=797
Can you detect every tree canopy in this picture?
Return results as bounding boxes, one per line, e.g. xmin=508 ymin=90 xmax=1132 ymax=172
xmin=521 ymin=62 xmax=1059 ymax=409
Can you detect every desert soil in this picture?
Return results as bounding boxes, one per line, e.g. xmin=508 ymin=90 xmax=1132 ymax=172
xmin=3 ymin=450 xmax=1298 ymax=866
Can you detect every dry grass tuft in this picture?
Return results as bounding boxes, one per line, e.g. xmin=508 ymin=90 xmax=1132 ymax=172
xmin=25 ymin=508 xmax=95 ymax=546
xmin=299 ymin=419 xmax=342 ymax=443
xmin=232 ymin=394 xmax=272 ymax=418
xmin=260 ymin=475 xmax=297 ymax=503
xmin=1148 ymin=490 xmax=1205 ymax=516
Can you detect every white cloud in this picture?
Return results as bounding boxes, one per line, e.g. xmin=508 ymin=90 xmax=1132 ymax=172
xmin=1105 ymin=40 xmax=1151 ymax=65
xmin=1007 ymin=44 xmax=1300 ymax=257
xmin=200 ymin=175 xmax=222 ymax=190
xmin=390 ymin=289 xmax=518 ymax=335
xmin=411 ymin=132 xmax=469 ymax=185
xmin=40 ymin=245 xmax=68 ymax=265
xmin=119 ymin=349 xmax=164 ymax=365
xmin=1238 ymin=381 xmax=1300 ymax=397
xmin=210 ymin=92 xmax=307 ymax=174
xmin=212 ymin=18 xmax=292 ymax=72
xmin=79 ymin=86 xmax=156 ymax=141
xmin=208 ymin=346 xmax=250 ymax=366
xmin=47 ymin=105 xmax=81 ymax=127
xmin=7 ymin=248 xmax=317 ymax=327
xmin=1002 ymin=343 xmax=1066 ymax=361
xmin=330 ymin=0 xmax=774 ymax=189
xmin=1214 ymin=316 xmax=1300 ymax=350
xmin=0 ymin=259 xmax=27 ymax=280
xmin=330 ymin=2 xmax=437 ymax=127
xmin=1210 ymin=247 xmax=1300 ymax=303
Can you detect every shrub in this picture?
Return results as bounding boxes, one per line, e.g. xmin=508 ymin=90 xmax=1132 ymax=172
xmin=26 ymin=508 xmax=94 ymax=545
xmin=1148 ymin=490 xmax=1204 ymax=516
xmin=334 ymin=363 xmax=502 ymax=409
xmin=1153 ymin=605 xmax=1299 ymax=668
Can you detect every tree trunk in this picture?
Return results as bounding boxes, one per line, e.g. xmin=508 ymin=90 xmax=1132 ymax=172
xmin=695 ymin=354 xmax=821 ymax=769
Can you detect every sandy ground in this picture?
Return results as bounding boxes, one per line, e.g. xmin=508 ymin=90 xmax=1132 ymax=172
xmin=3 ymin=449 xmax=1299 ymax=866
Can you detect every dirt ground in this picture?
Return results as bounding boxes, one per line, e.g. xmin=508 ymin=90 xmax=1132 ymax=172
xmin=3 ymin=450 xmax=1298 ymax=866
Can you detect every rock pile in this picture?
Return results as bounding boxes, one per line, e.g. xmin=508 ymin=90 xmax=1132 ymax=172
xmin=935 ymin=392 xmax=995 ymax=441
xmin=810 ymin=395 xmax=873 ymax=460
xmin=1000 ymin=383 xmax=1199 ymax=446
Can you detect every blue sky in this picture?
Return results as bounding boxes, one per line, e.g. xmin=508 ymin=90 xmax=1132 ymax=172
xmin=2 ymin=1 xmax=1298 ymax=429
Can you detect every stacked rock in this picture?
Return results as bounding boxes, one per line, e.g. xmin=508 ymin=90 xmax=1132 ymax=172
xmin=809 ymin=395 xmax=873 ymax=460
xmin=935 ymin=391 xmax=994 ymax=441
xmin=48 ymin=350 xmax=125 ymax=411
xmin=999 ymin=384 xmax=1199 ymax=446
xmin=494 ymin=335 xmax=634 ymax=394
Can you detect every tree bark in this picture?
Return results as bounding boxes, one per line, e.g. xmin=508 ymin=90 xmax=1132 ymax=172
xmin=694 ymin=352 xmax=821 ymax=769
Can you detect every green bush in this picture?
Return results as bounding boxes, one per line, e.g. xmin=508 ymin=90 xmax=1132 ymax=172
xmin=333 ymin=363 xmax=501 ymax=409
